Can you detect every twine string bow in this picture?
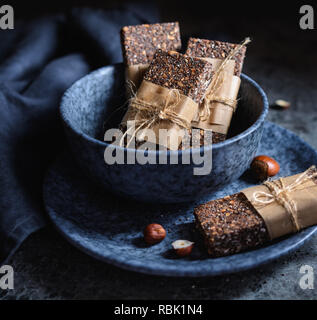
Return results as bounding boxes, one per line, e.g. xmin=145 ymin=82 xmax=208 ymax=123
xmin=120 ymin=86 xmax=191 ymax=147
xmin=200 ymin=37 xmax=251 ymax=121
xmin=251 ymin=166 xmax=317 ymax=232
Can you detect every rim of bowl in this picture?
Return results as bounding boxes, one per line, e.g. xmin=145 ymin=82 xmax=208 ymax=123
xmin=60 ymin=64 xmax=269 ymax=156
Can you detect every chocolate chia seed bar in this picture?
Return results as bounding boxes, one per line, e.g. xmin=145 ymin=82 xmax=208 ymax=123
xmin=179 ymin=129 xmax=220 ymax=149
xmin=195 ymin=168 xmax=317 ymax=257
xmin=211 ymin=132 xmax=226 ymax=144
xmin=121 ymin=22 xmax=181 ymax=66
xmin=144 ymin=49 xmax=213 ymax=104
xmin=194 ymin=193 xmax=269 ymax=257
xmin=185 ymin=37 xmax=247 ymax=76
xmin=200 ymin=132 xmax=226 ymax=144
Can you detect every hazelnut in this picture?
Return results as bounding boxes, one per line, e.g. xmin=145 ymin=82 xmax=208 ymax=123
xmin=251 ymin=155 xmax=280 ymax=181
xmin=143 ymin=223 xmax=166 ymax=245
xmin=273 ymin=99 xmax=291 ymax=110
xmin=172 ymin=240 xmax=194 ymax=257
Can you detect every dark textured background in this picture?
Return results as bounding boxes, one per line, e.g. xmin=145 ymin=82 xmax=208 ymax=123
xmin=1 ymin=0 xmax=317 ymax=299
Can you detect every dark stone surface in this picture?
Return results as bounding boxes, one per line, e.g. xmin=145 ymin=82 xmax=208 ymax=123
xmin=2 ymin=9 xmax=317 ymax=300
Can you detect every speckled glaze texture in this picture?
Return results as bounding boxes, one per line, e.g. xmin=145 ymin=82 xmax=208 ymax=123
xmin=60 ymin=64 xmax=268 ymax=203
xmin=43 ymin=122 xmax=317 ymax=277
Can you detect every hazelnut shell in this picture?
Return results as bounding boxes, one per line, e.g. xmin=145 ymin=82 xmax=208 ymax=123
xmin=172 ymin=240 xmax=194 ymax=257
xmin=143 ymin=223 xmax=166 ymax=245
xmin=251 ymin=155 xmax=280 ymax=180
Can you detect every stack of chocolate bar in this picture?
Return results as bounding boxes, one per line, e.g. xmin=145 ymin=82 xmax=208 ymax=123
xmin=118 ymin=22 xmax=249 ymax=149
xmin=124 ymin=50 xmax=213 ymax=150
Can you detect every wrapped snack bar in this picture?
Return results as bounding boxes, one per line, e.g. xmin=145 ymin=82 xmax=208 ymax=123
xmin=120 ymin=22 xmax=181 ymax=90
xmin=194 ymin=166 xmax=317 ymax=257
xmin=122 ymin=49 xmax=213 ymax=150
xmin=186 ymin=38 xmax=249 ymax=143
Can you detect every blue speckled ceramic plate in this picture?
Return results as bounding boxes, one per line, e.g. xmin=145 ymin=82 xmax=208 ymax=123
xmin=43 ymin=121 xmax=317 ymax=277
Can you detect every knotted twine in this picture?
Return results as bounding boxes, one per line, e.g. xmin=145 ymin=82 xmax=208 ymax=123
xmin=251 ymin=166 xmax=317 ymax=234
xmin=120 ymin=83 xmax=192 ymax=148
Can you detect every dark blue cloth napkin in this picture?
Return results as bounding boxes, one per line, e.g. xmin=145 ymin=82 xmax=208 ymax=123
xmin=0 ymin=5 xmax=158 ymax=263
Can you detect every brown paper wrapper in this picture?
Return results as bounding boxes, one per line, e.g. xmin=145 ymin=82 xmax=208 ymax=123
xmin=192 ymin=58 xmax=240 ymax=135
xmin=127 ymin=80 xmax=198 ymax=150
xmin=242 ymin=171 xmax=317 ymax=240
xmin=121 ymin=64 xmax=149 ymax=125
xmin=125 ymin=64 xmax=149 ymax=91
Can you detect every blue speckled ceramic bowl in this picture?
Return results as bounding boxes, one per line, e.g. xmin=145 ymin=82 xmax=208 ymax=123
xmin=60 ymin=63 xmax=268 ymax=203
